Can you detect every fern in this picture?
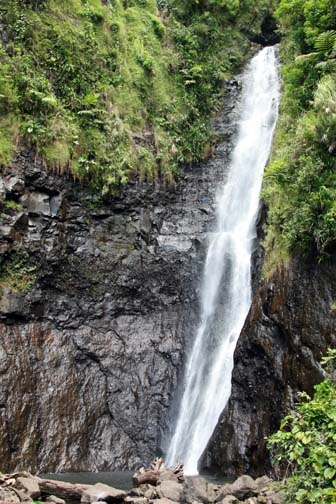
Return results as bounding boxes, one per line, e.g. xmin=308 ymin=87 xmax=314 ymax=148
xmin=314 ymin=30 xmax=336 ymax=55
xmin=332 ymin=39 xmax=336 ymax=58
xmin=314 ymin=75 xmax=336 ymax=115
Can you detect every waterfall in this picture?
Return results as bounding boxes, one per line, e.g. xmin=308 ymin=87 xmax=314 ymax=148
xmin=166 ymin=46 xmax=280 ymax=475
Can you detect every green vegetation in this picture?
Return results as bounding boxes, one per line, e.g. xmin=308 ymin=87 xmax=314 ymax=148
xmin=268 ymin=349 xmax=336 ymax=503
xmin=3 ymin=199 xmax=22 ymax=211
xmin=263 ymin=0 xmax=336 ymax=264
xmin=0 ymin=0 xmax=274 ymax=193
xmin=0 ymin=249 xmax=36 ymax=291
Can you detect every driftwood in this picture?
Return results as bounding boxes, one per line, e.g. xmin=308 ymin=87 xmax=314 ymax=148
xmin=0 ymin=472 xmax=128 ymax=503
xmin=38 ymin=479 xmax=91 ymax=500
xmin=0 ymin=472 xmax=91 ymax=502
xmin=132 ymin=458 xmax=184 ymax=486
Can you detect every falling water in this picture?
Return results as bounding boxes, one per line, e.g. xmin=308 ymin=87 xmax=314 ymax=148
xmin=166 ymin=46 xmax=280 ymax=475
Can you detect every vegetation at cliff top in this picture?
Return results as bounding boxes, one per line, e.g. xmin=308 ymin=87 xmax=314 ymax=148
xmin=263 ymin=0 xmax=336 ymax=265
xmin=268 ymin=349 xmax=336 ymax=504
xmin=0 ymin=0 xmax=274 ymax=193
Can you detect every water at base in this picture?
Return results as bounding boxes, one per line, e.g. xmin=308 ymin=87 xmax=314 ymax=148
xmin=41 ymin=471 xmax=230 ymax=490
xmin=41 ymin=472 xmax=134 ymax=491
xmin=166 ymin=46 xmax=280 ymax=475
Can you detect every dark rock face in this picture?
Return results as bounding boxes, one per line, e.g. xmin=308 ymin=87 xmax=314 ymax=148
xmin=0 ymin=157 xmax=207 ymax=472
xmin=0 ymin=79 xmax=242 ymax=473
xmin=248 ymin=15 xmax=281 ymax=47
xmin=201 ymin=258 xmax=336 ymax=477
xmin=4 ymin=63 xmax=334 ymax=479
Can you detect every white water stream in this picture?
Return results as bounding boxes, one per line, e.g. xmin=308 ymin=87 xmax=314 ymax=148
xmin=166 ymin=46 xmax=280 ymax=475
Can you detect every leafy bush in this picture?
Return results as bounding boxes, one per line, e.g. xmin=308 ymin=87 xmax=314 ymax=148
xmin=0 ymin=249 xmax=36 ymax=292
xmin=0 ymin=0 xmax=275 ymax=192
xmin=268 ymin=350 xmax=336 ymax=503
xmin=263 ymin=0 xmax=336 ymax=264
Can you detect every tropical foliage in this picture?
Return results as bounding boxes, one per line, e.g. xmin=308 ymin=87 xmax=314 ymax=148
xmin=268 ymin=350 xmax=336 ymax=503
xmin=0 ymin=0 xmax=274 ymax=193
xmin=263 ymin=0 xmax=336 ymax=262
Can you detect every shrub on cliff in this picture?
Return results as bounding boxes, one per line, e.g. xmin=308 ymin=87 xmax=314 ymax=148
xmin=263 ymin=0 xmax=336 ymax=263
xmin=0 ymin=0 xmax=274 ymax=193
xmin=268 ymin=349 xmax=336 ymax=503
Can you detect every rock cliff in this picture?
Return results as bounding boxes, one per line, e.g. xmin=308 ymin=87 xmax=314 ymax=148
xmin=2 ymin=66 xmax=334 ymax=479
xmin=0 ymin=80 xmax=241 ymax=473
xmin=201 ymin=256 xmax=336 ymax=477
xmin=0 ymin=155 xmax=206 ymax=472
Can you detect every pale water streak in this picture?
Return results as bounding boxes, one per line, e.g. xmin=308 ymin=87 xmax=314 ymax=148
xmin=166 ymin=46 xmax=280 ymax=475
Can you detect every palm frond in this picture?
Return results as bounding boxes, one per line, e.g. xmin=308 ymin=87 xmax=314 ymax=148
xmin=314 ymin=30 xmax=336 ymax=55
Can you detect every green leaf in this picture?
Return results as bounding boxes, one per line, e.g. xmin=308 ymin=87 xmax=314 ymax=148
xmin=314 ymin=30 xmax=336 ymax=55
xmin=327 ymin=410 xmax=336 ymax=421
xmin=302 ymin=434 xmax=312 ymax=444
xmin=295 ymin=489 xmax=307 ymax=500
xmin=324 ymin=467 xmax=336 ymax=480
xmin=329 ymin=458 xmax=336 ymax=467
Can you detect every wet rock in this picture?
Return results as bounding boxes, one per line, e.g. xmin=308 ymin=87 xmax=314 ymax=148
xmin=0 ymin=224 xmax=13 ymax=238
xmin=0 ymin=154 xmax=214 ymax=471
xmin=22 ymin=191 xmax=50 ymax=216
xmin=0 ymin=82 xmax=241 ymax=473
xmin=248 ymin=14 xmax=281 ymax=46
xmin=0 ymin=288 xmax=27 ymax=315
xmin=0 ymin=213 xmax=28 ymax=245
xmin=11 ymin=212 xmax=28 ymax=231
xmin=201 ymin=258 xmax=336 ymax=477
xmin=4 ymin=176 xmax=25 ymax=196
xmin=50 ymin=194 xmax=62 ymax=217
xmin=156 ymin=235 xmax=193 ymax=252
xmin=0 ymin=178 xmax=6 ymax=200
xmin=140 ymin=209 xmax=151 ymax=243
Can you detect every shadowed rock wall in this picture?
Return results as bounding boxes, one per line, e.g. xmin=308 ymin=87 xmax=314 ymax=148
xmin=0 ymin=81 xmax=242 ymax=473
xmin=201 ymin=257 xmax=336 ymax=477
xmin=0 ymin=157 xmax=206 ymax=472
